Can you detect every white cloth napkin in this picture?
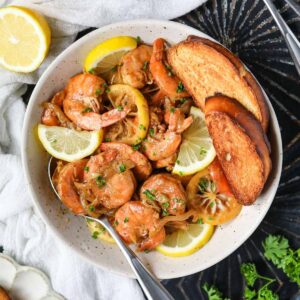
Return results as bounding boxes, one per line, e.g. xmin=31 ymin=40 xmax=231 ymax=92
xmin=0 ymin=0 xmax=206 ymax=299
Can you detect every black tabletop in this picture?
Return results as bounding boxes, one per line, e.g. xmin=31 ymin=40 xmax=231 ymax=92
xmin=20 ymin=0 xmax=300 ymax=299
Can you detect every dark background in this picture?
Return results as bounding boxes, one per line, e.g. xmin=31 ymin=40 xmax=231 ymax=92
xmin=21 ymin=0 xmax=300 ymax=299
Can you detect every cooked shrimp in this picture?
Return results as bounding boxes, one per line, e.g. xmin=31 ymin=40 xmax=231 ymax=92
xmin=152 ymin=153 xmax=177 ymax=170
xmin=140 ymin=173 xmax=187 ymax=216
xmin=56 ymin=159 xmax=87 ymax=214
xmin=142 ymin=107 xmax=192 ymax=161
xmin=150 ymin=38 xmax=189 ymax=101
xmin=114 ymin=45 xmax=152 ymax=89
xmin=114 ymin=201 xmax=166 ymax=251
xmin=63 ymin=73 xmax=129 ymax=130
xmin=100 ymin=142 xmax=152 ymax=181
xmin=83 ymin=150 xmax=136 ymax=209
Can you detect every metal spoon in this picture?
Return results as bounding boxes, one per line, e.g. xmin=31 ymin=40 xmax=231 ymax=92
xmin=48 ymin=157 xmax=174 ymax=300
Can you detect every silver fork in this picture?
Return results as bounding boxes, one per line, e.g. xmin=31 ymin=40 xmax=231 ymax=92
xmin=262 ymin=0 xmax=300 ymax=75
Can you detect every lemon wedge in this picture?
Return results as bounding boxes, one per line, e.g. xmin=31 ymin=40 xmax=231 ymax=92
xmin=84 ymin=36 xmax=137 ymax=79
xmin=87 ymin=220 xmax=115 ymax=244
xmin=173 ymin=106 xmax=216 ymax=176
xmin=156 ymin=223 xmax=214 ymax=257
xmin=105 ymin=84 xmax=149 ymax=145
xmin=0 ymin=6 xmax=51 ymax=73
xmin=37 ymin=124 xmax=103 ymax=162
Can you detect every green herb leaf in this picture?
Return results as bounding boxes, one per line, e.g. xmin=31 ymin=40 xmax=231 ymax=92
xmin=84 ymin=166 xmax=89 ymax=172
xmin=143 ymin=189 xmax=156 ymax=201
xmin=89 ymin=205 xmax=95 ymax=212
xmin=202 ymin=283 xmax=229 ymax=300
xmin=240 ymin=263 xmax=259 ymax=287
xmin=139 ymin=124 xmax=146 ymax=130
xmin=176 ymin=81 xmax=185 ymax=93
xmin=149 ymin=128 xmax=155 ymax=137
xmin=197 ymin=218 xmax=203 ymax=224
xmin=117 ymin=105 xmax=123 ymax=111
xmin=88 ymin=68 xmax=95 ymax=74
xmin=95 ymin=88 xmax=102 ymax=96
xmin=136 ymin=36 xmax=141 ymax=45
xmin=119 ymin=163 xmax=126 ymax=173
xmin=124 ymin=217 xmax=129 ymax=223
xmin=92 ymin=231 xmax=99 ymax=239
xmin=82 ymin=107 xmax=93 ymax=113
xmin=111 ymin=65 xmax=117 ymax=72
xmin=143 ymin=61 xmax=149 ymax=71
xmin=132 ymin=143 xmax=141 ymax=151
xmin=198 ymin=177 xmax=209 ymax=193
xmin=161 ymin=202 xmax=170 ymax=208
xmin=244 ymin=287 xmax=256 ymax=300
xmin=104 ymin=137 xmax=111 ymax=142
xmin=95 ymin=176 xmax=106 ymax=188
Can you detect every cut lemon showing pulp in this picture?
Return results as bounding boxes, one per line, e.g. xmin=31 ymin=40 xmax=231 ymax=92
xmin=0 ymin=6 xmax=51 ymax=73
xmin=38 ymin=124 xmax=103 ymax=162
xmin=105 ymin=84 xmax=149 ymax=145
xmin=84 ymin=36 xmax=137 ymax=80
xmin=87 ymin=220 xmax=115 ymax=244
xmin=173 ymin=106 xmax=216 ymax=176
xmin=156 ymin=223 xmax=214 ymax=257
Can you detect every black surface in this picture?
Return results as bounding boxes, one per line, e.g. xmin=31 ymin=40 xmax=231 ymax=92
xmin=22 ymin=0 xmax=300 ymax=299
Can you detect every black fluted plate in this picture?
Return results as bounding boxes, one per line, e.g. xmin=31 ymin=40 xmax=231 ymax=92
xmin=161 ymin=1 xmax=299 ymax=299
xmin=20 ymin=0 xmax=300 ymax=299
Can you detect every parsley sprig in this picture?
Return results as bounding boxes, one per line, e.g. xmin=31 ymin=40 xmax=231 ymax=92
xmin=263 ymin=235 xmax=300 ymax=286
xmin=202 ymin=283 xmax=229 ymax=300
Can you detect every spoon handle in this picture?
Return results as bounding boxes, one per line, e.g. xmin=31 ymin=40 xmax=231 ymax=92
xmin=86 ymin=216 xmax=174 ymax=300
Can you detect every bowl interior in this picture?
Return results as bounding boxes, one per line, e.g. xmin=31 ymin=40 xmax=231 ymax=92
xmin=22 ymin=20 xmax=282 ymax=279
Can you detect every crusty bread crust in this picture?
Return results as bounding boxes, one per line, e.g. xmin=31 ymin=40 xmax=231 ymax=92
xmin=205 ymin=96 xmax=272 ymax=182
xmin=167 ymin=36 xmax=269 ymax=131
xmin=206 ymin=111 xmax=265 ymax=205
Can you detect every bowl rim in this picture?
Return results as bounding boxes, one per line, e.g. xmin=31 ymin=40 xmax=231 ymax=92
xmin=21 ymin=19 xmax=283 ymax=279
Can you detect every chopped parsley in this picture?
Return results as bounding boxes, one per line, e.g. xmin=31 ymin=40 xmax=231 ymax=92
xmin=149 ymin=127 xmax=155 ymax=137
xmin=174 ymin=198 xmax=183 ymax=203
xmin=132 ymin=143 xmax=141 ymax=151
xmin=92 ymin=231 xmax=99 ymax=239
xmin=84 ymin=166 xmax=89 ymax=172
xmin=162 ymin=209 xmax=169 ymax=216
xmin=104 ymin=137 xmax=111 ymax=142
xmin=176 ymin=81 xmax=185 ymax=93
xmin=136 ymin=36 xmax=141 ymax=45
xmin=200 ymin=147 xmax=207 ymax=156
xmin=143 ymin=189 xmax=156 ymax=201
xmin=198 ymin=177 xmax=209 ymax=193
xmin=117 ymin=105 xmax=123 ymax=111
xmin=209 ymin=202 xmax=215 ymax=208
xmin=111 ymin=65 xmax=117 ymax=72
xmin=114 ymin=220 xmax=119 ymax=226
xmin=139 ymin=124 xmax=146 ymax=130
xmin=179 ymin=171 xmax=184 ymax=176
xmin=197 ymin=218 xmax=203 ymax=224
xmin=177 ymin=97 xmax=188 ymax=104
xmin=88 ymin=68 xmax=95 ymax=74
xmin=142 ymin=61 xmax=149 ymax=71
xmin=95 ymin=176 xmax=106 ymax=188
xmin=89 ymin=205 xmax=95 ymax=212
xmin=176 ymin=160 xmax=180 ymax=165
xmin=119 ymin=163 xmax=126 ymax=173
xmin=170 ymin=107 xmax=176 ymax=113
xmin=82 ymin=107 xmax=93 ymax=113
xmin=161 ymin=202 xmax=170 ymax=209
xmin=95 ymin=88 xmax=102 ymax=96
xmin=124 ymin=217 xmax=129 ymax=223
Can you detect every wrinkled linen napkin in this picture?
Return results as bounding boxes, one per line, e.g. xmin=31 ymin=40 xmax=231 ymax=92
xmin=0 ymin=0 xmax=206 ymax=299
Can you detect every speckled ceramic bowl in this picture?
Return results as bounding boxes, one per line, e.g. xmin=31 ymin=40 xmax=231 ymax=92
xmin=21 ymin=20 xmax=282 ymax=279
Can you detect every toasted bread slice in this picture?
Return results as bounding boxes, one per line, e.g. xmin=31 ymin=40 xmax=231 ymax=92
xmin=205 ymin=111 xmax=265 ymax=205
xmin=167 ymin=36 xmax=269 ymax=131
xmin=206 ymin=95 xmax=272 ymax=183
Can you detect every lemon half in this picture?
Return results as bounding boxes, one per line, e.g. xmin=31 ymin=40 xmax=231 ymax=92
xmin=173 ymin=106 xmax=216 ymax=176
xmin=156 ymin=223 xmax=214 ymax=257
xmin=84 ymin=36 xmax=137 ymax=79
xmin=0 ymin=6 xmax=51 ymax=72
xmin=38 ymin=124 xmax=103 ymax=162
xmin=87 ymin=220 xmax=115 ymax=244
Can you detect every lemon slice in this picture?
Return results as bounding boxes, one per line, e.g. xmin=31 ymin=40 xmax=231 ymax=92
xmin=105 ymin=84 xmax=149 ymax=145
xmin=156 ymin=223 xmax=214 ymax=257
xmin=173 ymin=106 xmax=216 ymax=176
xmin=38 ymin=124 xmax=103 ymax=162
xmin=87 ymin=220 xmax=115 ymax=244
xmin=84 ymin=36 xmax=137 ymax=79
xmin=0 ymin=6 xmax=51 ymax=73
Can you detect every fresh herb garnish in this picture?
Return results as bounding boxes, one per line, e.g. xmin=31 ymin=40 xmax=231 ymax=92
xmin=82 ymin=107 xmax=93 ymax=113
xmin=162 ymin=209 xmax=169 ymax=216
xmin=143 ymin=189 xmax=156 ymax=201
xmin=89 ymin=205 xmax=95 ymax=212
xmin=92 ymin=231 xmax=99 ymax=239
xmin=142 ymin=61 xmax=149 ymax=71
xmin=176 ymin=81 xmax=185 ymax=93
xmin=161 ymin=202 xmax=170 ymax=209
xmin=197 ymin=218 xmax=203 ymax=224
xmin=177 ymin=97 xmax=188 ymax=104
xmin=149 ymin=127 xmax=155 ymax=137
xmin=200 ymin=147 xmax=207 ymax=156
xmin=263 ymin=235 xmax=300 ymax=286
xmin=119 ymin=163 xmax=126 ymax=173
xmin=176 ymin=160 xmax=180 ymax=165
xmin=88 ymin=68 xmax=95 ymax=74
xmin=104 ymin=137 xmax=111 ymax=142
xmin=179 ymin=171 xmax=184 ymax=176
xmin=124 ymin=217 xmax=129 ymax=223
xmin=95 ymin=88 xmax=102 ymax=96
xmin=132 ymin=143 xmax=141 ymax=151
xmin=198 ymin=177 xmax=209 ymax=193
xmin=114 ymin=220 xmax=119 ymax=226
xmin=202 ymin=283 xmax=229 ymax=300
xmin=136 ymin=36 xmax=141 ymax=45
xmin=84 ymin=166 xmax=89 ymax=172
xmin=170 ymin=107 xmax=175 ymax=113
xmin=95 ymin=176 xmax=106 ymax=188
xmin=111 ymin=65 xmax=117 ymax=72
xmin=139 ymin=124 xmax=146 ymax=130
xmin=117 ymin=105 xmax=123 ymax=111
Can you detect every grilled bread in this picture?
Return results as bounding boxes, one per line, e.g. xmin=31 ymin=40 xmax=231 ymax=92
xmin=205 ymin=96 xmax=272 ymax=205
xmin=167 ymin=36 xmax=269 ymax=131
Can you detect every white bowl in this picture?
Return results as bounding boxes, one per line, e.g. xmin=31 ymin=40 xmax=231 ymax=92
xmin=21 ymin=19 xmax=282 ymax=279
